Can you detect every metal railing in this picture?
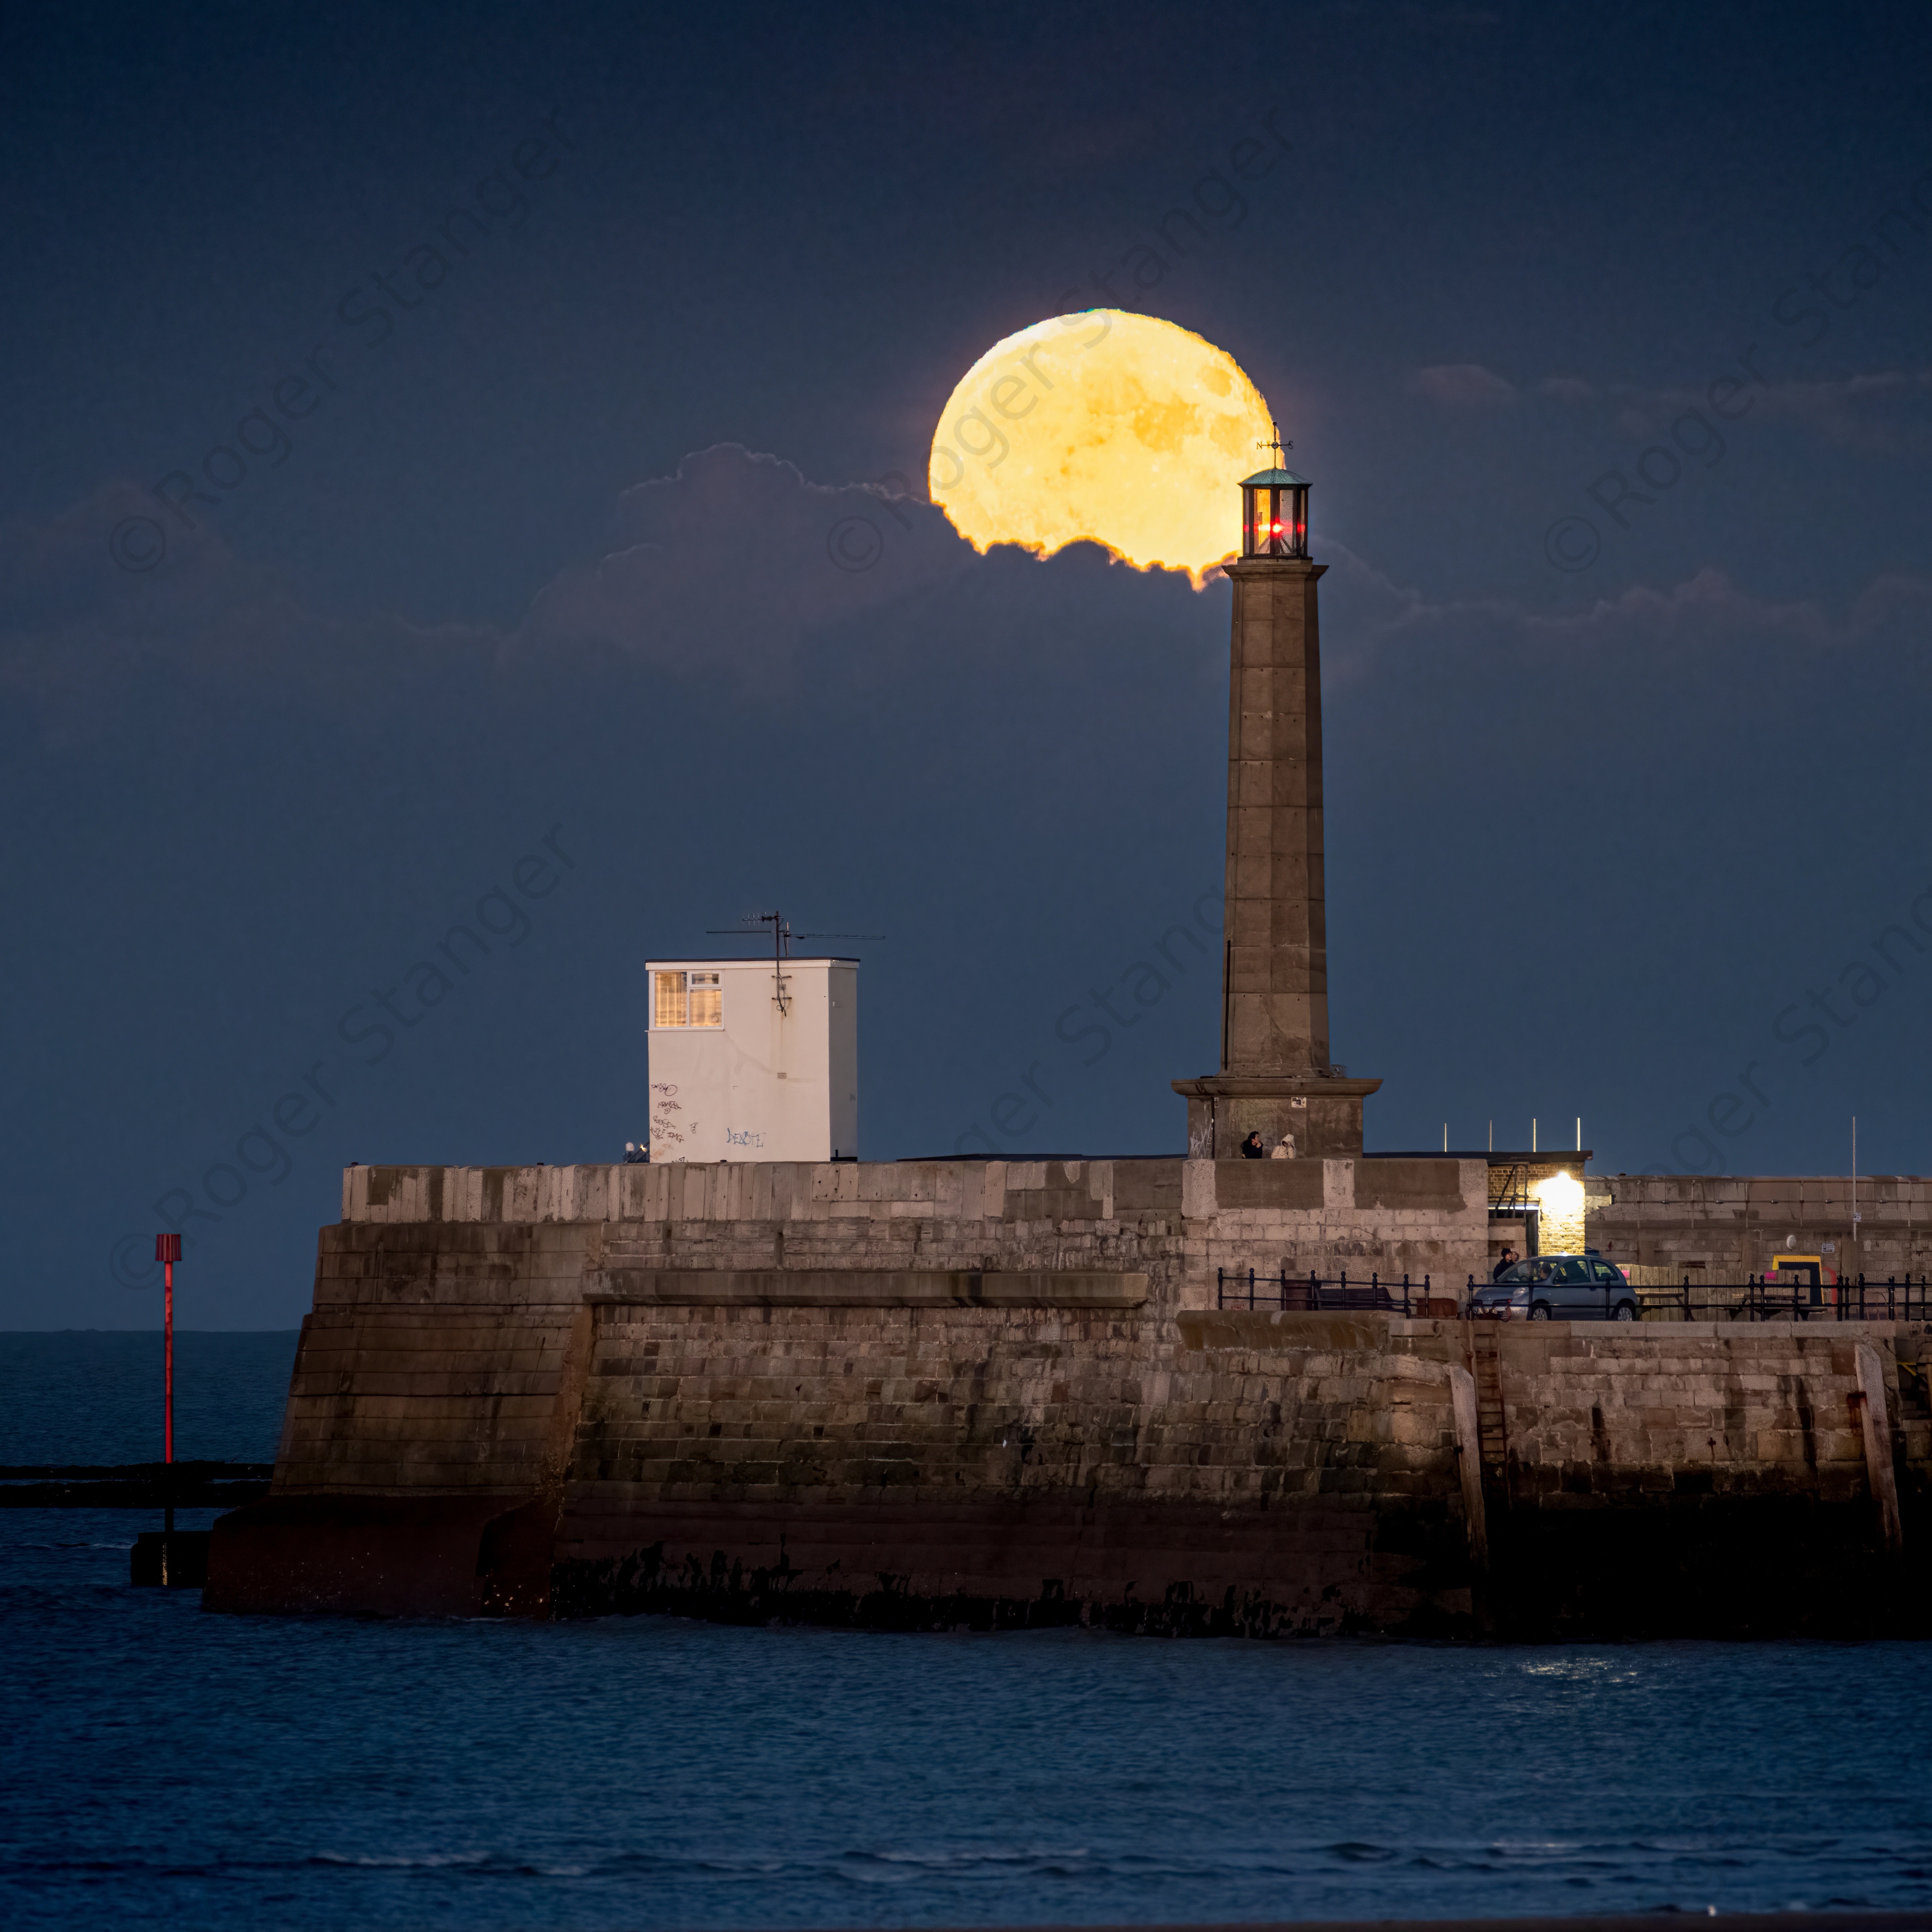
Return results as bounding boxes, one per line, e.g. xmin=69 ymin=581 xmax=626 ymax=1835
xmin=1466 ymin=1272 xmax=1931 ymax=1322
xmin=1216 ymin=1268 xmax=1436 ymax=1314
xmin=1213 ymin=1275 xmax=1924 ymax=1321
xmin=1489 ymin=1163 xmax=1532 ymax=1213
xmin=1634 ymin=1273 xmax=1929 ymax=1323
xmin=1214 ymin=1270 xmax=1932 ymax=1323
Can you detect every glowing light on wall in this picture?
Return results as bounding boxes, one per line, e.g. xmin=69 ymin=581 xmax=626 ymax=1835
xmin=1537 ymin=1170 xmax=1586 ymax=1254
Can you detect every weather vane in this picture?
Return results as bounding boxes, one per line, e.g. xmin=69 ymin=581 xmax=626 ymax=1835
xmin=1257 ymin=421 xmax=1293 ymax=466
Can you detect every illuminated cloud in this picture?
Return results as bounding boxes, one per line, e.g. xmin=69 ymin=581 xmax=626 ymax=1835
xmin=521 ymin=444 xmax=972 ymax=676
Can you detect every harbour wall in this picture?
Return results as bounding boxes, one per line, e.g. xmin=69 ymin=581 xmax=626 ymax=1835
xmin=205 ymin=1160 xmax=1932 ymax=1636
xmin=318 ymin=1154 xmax=1491 ymax=1300
xmin=1587 ymin=1174 xmax=1932 ymax=1284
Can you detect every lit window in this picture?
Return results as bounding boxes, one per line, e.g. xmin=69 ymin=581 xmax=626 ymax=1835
xmin=654 ymin=971 xmax=687 ymax=1027
xmin=689 ymin=972 xmax=722 ymax=1027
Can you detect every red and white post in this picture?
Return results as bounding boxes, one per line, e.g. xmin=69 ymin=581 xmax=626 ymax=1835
xmin=154 ymin=1234 xmax=181 ymax=1581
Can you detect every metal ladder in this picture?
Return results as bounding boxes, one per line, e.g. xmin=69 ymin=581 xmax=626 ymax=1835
xmin=1470 ymin=1326 xmax=1509 ymax=1478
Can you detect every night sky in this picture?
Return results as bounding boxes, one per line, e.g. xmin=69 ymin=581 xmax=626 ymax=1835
xmin=6 ymin=2 xmax=1931 ymax=1328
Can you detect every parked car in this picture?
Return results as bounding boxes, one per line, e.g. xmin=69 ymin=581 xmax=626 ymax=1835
xmin=1471 ymin=1253 xmax=1637 ymax=1322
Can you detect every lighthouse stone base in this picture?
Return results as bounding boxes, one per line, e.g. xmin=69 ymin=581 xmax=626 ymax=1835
xmin=1172 ymin=1073 xmax=1383 ymax=1161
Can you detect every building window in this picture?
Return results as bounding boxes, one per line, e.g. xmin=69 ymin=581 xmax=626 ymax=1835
xmin=654 ymin=970 xmax=722 ymax=1028
xmin=689 ymin=972 xmax=722 ymax=1027
xmin=654 ymin=971 xmax=687 ymax=1028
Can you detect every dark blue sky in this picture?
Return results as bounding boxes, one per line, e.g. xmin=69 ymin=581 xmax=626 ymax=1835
xmin=5 ymin=1 xmax=1931 ymax=1327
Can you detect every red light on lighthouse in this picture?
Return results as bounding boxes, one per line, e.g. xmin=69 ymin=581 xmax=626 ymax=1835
xmin=1240 ymin=427 xmax=1311 ymax=561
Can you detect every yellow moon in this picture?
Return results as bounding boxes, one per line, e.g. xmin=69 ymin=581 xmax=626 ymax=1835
xmin=928 ymin=311 xmax=1274 ymax=587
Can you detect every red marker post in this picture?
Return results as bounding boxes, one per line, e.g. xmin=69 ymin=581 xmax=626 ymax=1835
xmin=154 ymin=1234 xmax=181 ymax=1581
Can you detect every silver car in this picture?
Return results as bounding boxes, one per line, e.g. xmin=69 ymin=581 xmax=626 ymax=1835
xmin=1471 ymin=1253 xmax=1637 ymax=1322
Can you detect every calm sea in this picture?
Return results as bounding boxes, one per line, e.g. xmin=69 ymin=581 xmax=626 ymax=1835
xmin=6 ymin=1333 xmax=1932 ymax=1930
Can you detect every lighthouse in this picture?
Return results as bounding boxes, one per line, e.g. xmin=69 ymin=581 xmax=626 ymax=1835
xmin=1173 ymin=444 xmax=1381 ymax=1159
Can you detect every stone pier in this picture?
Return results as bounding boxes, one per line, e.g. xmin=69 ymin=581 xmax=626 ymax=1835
xmin=205 ymin=1160 xmax=1932 ymax=1637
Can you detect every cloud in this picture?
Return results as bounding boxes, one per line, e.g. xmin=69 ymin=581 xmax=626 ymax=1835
xmin=1317 ymin=537 xmax=1932 ymax=688
xmin=0 ymin=480 xmax=495 ymax=751
xmin=14 ymin=438 xmax=1931 ymax=766
xmin=1531 ymin=365 xmax=1932 ymax=453
xmin=519 ymin=445 xmax=975 ymax=679
xmin=1410 ymin=363 xmax=1516 ymax=409
xmin=1749 ymin=370 xmax=1932 ymax=452
xmin=1 ymin=444 xmax=1204 ymax=750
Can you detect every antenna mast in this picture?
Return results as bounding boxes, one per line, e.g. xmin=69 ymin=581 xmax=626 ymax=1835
xmin=703 ymin=911 xmax=886 ymax=1015
xmin=760 ymin=910 xmax=791 ymax=1012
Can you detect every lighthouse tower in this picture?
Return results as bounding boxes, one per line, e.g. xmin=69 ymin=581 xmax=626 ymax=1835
xmin=1172 ymin=444 xmax=1381 ymax=1159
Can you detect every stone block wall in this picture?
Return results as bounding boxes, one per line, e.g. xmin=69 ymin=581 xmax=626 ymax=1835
xmin=1481 ymin=1323 xmax=1928 ymax=1494
xmin=335 ymin=1156 xmax=1489 ymax=1305
xmin=1587 ymin=1174 xmax=1932 ymax=1285
xmin=204 ymin=1160 xmax=1932 ymax=1637
xmin=557 ymin=1306 xmax=1473 ymax=1636
xmin=273 ymin=1302 xmax=591 ymax=1496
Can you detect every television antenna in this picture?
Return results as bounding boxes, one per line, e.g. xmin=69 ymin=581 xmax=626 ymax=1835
xmin=704 ymin=910 xmax=884 ymax=1013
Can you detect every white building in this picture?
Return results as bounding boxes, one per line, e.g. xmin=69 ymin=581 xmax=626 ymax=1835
xmin=646 ymin=956 xmax=858 ymax=1163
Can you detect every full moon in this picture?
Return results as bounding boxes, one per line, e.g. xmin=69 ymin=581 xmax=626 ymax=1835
xmin=928 ymin=311 xmax=1274 ymax=587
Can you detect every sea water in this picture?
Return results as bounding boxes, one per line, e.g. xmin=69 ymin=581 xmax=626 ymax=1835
xmin=5 ymin=1333 xmax=1932 ymax=1930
